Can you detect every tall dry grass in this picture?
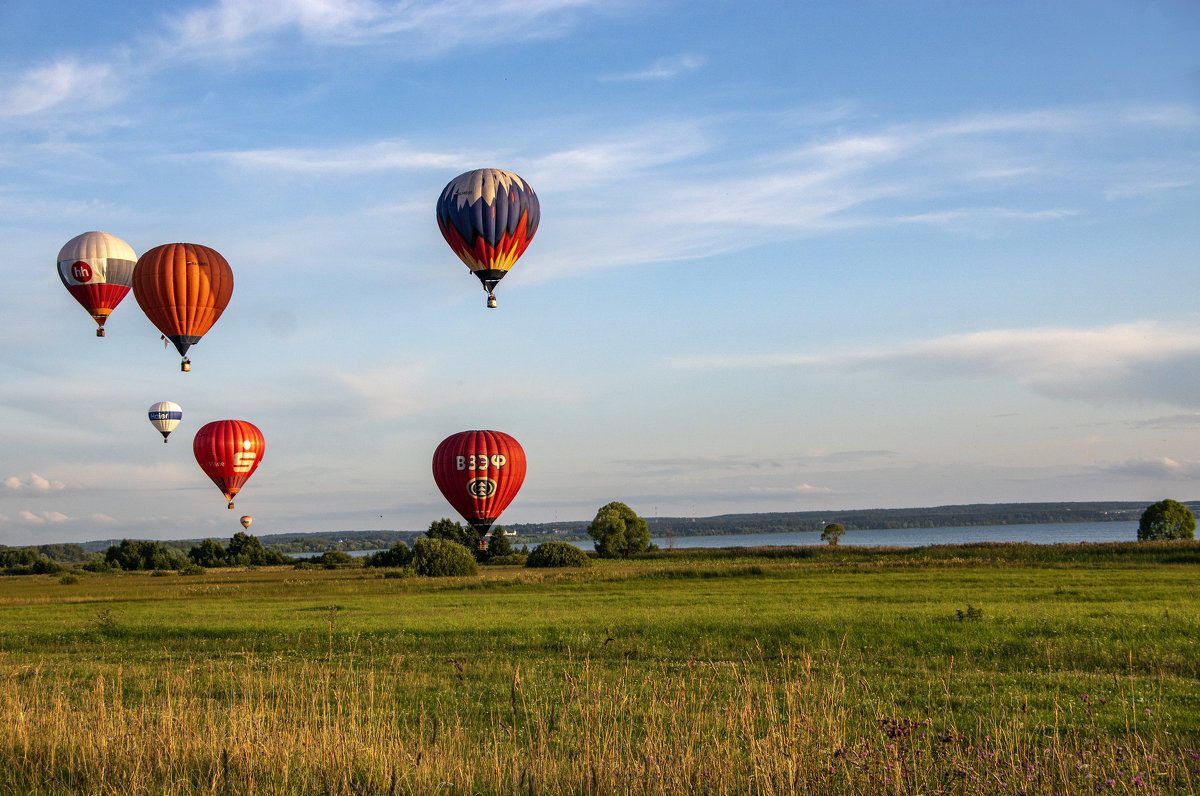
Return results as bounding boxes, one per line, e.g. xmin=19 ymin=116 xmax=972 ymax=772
xmin=2 ymin=643 xmax=1196 ymax=794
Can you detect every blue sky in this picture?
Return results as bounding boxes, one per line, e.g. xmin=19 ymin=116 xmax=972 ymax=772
xmin=2 ymin=0 xmax=1199 ymax=546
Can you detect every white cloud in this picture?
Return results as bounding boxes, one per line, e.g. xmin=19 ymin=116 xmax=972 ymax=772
xmin=211 ymin=139 xmax=470 ymax=174
xmin=601 ymin=53 xmax=705 ymax=82
xmin=159 ymin=0 xmax=618 ymax=59
xmin=4 ymin=473 xmax=66 ymax=492
xmin=1097 ymin=457 xmax=1200 ymax=481
xmin=18 ymin=510 xmax=70 ymax=524
xmin=747 ymin=483 xmax=833 ymax=496
xmin=669 ymin=322 xmax=1200 ymax=408
xmin=0 ymin=60 xmax=116 ymax=118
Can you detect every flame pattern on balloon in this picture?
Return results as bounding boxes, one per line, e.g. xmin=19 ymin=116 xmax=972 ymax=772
xmin=436 ymin=169 xmax=539 ymax=294
xmin=57 ymin=231 xmax=136 ymax=336
xmin=193 ymin=420 xmax=264 ymax=509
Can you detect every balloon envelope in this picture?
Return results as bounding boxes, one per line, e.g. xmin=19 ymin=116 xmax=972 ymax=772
xmin=148 ymin=401 xmax=182 ymax=442
xmin=432 ymin=430 xmax=526 ymax=537
xmin=435 ymin=169 xmax=539 ymax=300
xmin=57 ymin=231 xmax=136 ymax=336
xmin=132 ymin=243 xmax=233 ymax=363
xmin=193 ymin=420 xmax=264 ymax=509
xmin=240 ymin=515 xmax=252 ymax=529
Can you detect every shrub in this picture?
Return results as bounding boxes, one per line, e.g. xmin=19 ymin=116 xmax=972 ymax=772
xmin=58 ymin=573 xmax=79 ymax=585
xmin=363 ymin=542 xmax=412 ymax=568
xmin=410 ymin=538 xmax=478 ymax=577
xmin=526 ymin=541 xmax=590 ymax=568
xmin=314 ymin=550 xmax=357 ymax=568
xmin=486 ymin=552 xmax=528 ymax=566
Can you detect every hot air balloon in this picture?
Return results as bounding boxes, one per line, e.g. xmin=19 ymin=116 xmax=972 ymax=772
xmin=432 ymin=430 xmax=526 ymax=544
xmin=148 ymin=401 xmax=182 ymax=443
xmin=193 ymin=420 xmax=264 ymax=509
xmin=436 ymin=169 xmax=539 ymax=308
xmin=240 ymin=515 xmax=253 ymax=530
xmin=132 ymin=243 xmax=233 ymax=371
xmin=56 ymin=231 xmax=137 ymax=337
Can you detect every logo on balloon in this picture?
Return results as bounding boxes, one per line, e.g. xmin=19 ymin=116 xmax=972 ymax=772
xmin=71 ymin=261 xmax=93 ymax=283
xmin=467 ymin=478 xmax=496 ymax=498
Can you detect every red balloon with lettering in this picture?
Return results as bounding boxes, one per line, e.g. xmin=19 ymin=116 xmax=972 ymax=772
xmin=193 ymin=420 xmax=265 ymax=509
xmin=432 ymin=430 xmax=526 ymax=538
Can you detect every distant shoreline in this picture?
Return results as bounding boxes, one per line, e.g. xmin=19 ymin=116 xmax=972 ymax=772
xmin=53 ymin=499 xmax=1192 ymax=554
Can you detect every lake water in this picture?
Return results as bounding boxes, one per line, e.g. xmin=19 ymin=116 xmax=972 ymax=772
xmin=298 ymin=521 xmax=1139 ymax=557
xmin=649 ymin=520 xmax=1139 ymax=549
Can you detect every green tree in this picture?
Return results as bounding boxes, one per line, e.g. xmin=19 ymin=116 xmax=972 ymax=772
xmin=104 ymin=539 xmax=185 ymax=571
xmin=410 ymin=537 xmax=478 ymax=577
xmin=587 ymin=501 xmax=649 ymax=558
xmin=820 ymin=523 xmax=845 ymax=546
xmin=1138 ymin=499 xmax=1196 ymax=541
xmin=187 ymin=538 xmax=227 ymax=567
xmin=226 ymin=532 xmax=266 ymax=565
xmin=486 ymin=527 xmax=513 ymax=559
xmin=363 ymin=541 xmax=411 ymax=568
xmin=426 ymin=518 xmax=478 ymax=550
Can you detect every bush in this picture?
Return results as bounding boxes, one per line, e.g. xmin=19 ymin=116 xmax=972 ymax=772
xmin=58 ymin=573 xmax=79 ymax=585
xmin=410 ymin=538 xmax=478 ymax=577
xmin=314 ymin=550 xmax=357 ymax=568
xmin=79 ymin=559 xmax=115 ymax=573
xmin=363 ymin=542 xmax=412 ymax=568
xmin=486 ymin=552 xmax=528 ymax=566
xmin=525 ymin=541 xmax=590 ymax=568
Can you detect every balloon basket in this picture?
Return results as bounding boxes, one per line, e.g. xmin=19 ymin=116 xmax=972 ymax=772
xmin=181 ymin=359 xmax=191 ymax=372
xmin=95 ymin=328 xmax=105 ymax=338
xmin=227 ymin=501 xmax=234 ymax=509
xmin=487 ymin=294 xmax=497 ymax=309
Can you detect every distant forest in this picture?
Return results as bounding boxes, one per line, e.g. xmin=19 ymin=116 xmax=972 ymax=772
xmin=61 ymin=500 xmax=1179 ymax=554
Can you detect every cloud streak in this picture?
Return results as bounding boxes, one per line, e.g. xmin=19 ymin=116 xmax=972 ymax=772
xmin=669 ymin=322 xmax=1200 ymax=407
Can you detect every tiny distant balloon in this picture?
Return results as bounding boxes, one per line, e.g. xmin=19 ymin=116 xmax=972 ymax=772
xmin=432 ymin=430 xmax=526 ymax=541
xmin=240 ymin=515 xmax=252 ymax=530
xmin=193 ymin=420 xmax=264 ymax=510
xmin=147 ymin=401 xmax=182 ymax=443
xmin=57 ymin=231 xmax=137 ymax=337
xmin=436 ymin=168 xmax=539 ymax=308
xmin=132 ymin=243 xmax=234 ymax=372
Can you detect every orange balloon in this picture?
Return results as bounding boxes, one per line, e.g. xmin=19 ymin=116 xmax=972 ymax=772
xmin=132 ymin=243 xmax=233 ymax=369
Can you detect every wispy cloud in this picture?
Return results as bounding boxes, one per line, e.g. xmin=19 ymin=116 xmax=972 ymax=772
xmin=0 ymin=60 xmax=117 ymax=118
xmin=1096 ymin=457 xmax=1200 ymax=481
xmin=212 ymin=139 xmax=471 ymax=174
xmin=160 ymin=0 xmax=619 ymax=59
xmin=669 ymin=322 xmax=1200 ymax=407
xmin=18 ymin=510 xmax=70 ymax=524
xmin=601 ymin=53 xmax=705 ymax=82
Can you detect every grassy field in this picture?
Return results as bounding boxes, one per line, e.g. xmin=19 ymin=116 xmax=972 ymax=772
xmin=0 ymin=542 xmax=1198 ymax=794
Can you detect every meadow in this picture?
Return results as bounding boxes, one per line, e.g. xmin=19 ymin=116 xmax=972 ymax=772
xmin=0 ymin=541 xmax=1197 ymax=794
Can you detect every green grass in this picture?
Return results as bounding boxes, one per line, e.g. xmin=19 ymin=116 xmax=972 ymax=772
xmin=0 ymin=543 xmax=1197 ymax=793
